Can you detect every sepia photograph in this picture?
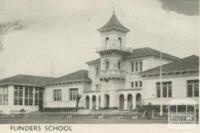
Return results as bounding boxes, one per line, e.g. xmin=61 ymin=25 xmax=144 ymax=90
xmin=0 ymin=0 xmax=199 ymax=129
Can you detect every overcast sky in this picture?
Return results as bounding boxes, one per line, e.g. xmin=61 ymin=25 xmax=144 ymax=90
xmin=0 ymin=0 xmax=199 ymax=79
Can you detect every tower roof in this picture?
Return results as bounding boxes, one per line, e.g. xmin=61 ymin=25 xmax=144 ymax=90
xmin=98 ymin=14 xmax=129 ymax=32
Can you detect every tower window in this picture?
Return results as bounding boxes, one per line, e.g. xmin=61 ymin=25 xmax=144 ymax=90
xmin=118 ymin=37 xmax=122 ymax=47
xmin=105 ymin=37 xmax=109 ymax=49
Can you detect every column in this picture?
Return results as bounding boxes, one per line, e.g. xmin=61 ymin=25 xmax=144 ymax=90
xmin=124 ymin=95 xmax=128 ymax=110
xmin=96 ymin=95 xmax=99 ymax=110
xmin=8 ymin=86 xmax=14 ymax=106
xmin=132 ymin=95 xmax=136 ymax=110
xmin=33 ymin=87 xmax=35 ymax=106
xmin=22 ymin=86 xmax=25 ymax=106
xmin=100 ymin=94 xmax=105 ymax=109
xmin=160 ymin=105 xmax=163 ymax=116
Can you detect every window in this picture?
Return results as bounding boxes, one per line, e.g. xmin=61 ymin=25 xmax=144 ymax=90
xmin=118 ymin=62 xmax=121 ymax=69
xmin=156 ymin=82 xmax=172 ymax=98
xmin=163 ymin=86 xmax=167 ymax=98
xmin=0 ymin=86 xmax=8 ymax=105
xmin=168 ymin=85 xmax=172 ymax=97
xmin=105 ymin=37 xmax=109 ymax=48
xmin=187 ymin=80 xmax=199 ymax=97
xmin=131 ymin=62 xmax=134 ymax=72
xmin=24 ymin=86 xmax=34 ymax=106
xmin=131 ymin=61 xmax=143 ymax=72
xmin=131 ymin=82 xmax=134 ymax=88
xmin=105 ymin=61 xmax=109 ymax=70
xmin=131 ymin=81 xmax=142 ymax=89
xmin=135 ymin=82 xmax=138 ymax=88
xmin=135 ymin=62 xmax=139 ymax=72
xmin=139 ymin=81 xmax=142 ymax=87
xmin=25 ymin=87 xmax=29 ymax=105
xmin=95 ymin=66 xmax=100 ymax=76
xmin=118 ymin=37 xmax=122 ymax=47
xmin=28 ymin=87 xmax=33 ymax=105
xmin=156 ymin=85 xmax=160 ymax=98
xmin=53 ymin=89 xmax=61 ymax=101
xmin=139 ymin=61 xmax=143 ymax=71
xmin=35 ymin=87 xmax=40 ymax=106
xmin=96 ymin=84 xmax=101 ymax=90
xmin=69 ymin=88 xmax=78 ymax=101
xmin=14 ymin=85 xmax=23 ymax=105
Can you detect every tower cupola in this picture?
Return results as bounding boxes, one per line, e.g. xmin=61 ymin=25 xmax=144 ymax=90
xmin=97 ymin=13 xmax=130 ymax=53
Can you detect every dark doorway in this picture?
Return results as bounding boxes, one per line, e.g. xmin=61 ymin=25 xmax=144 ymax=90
xmin=105 ymin=94 xmax=110 ymax=109
xmin=127 ymin=94 xmax=133 ymax=110
xmin=119 ymin=94 xmax=124 ymax=110
xmin=86 ymin=96 xmax=90 ymax=109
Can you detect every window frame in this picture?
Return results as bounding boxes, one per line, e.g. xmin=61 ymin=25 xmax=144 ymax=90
xmin=69 ymin=88 xmax=78 ymax=101
xmin=14 ymin=85 xmax=23 ymax=106
xmin=53 ymin=89 xmax=62 ymax=102
xmin=187 ymin=80 xmax=199 ymax=97
xmin=156 ymin=82 xmax=172 ymax=98
xmin=0 ymin=86 xmax=8 ymax=105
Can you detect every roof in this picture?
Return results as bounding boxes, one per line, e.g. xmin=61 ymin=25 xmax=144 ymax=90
xmin=141 ymin=55 xmax=199 ymax=76
xmin=98 ymin=14 xmax=129 ymax=32
xmin=168 ymin=98 xmax=198 ymax=105
xmin=0 ymin=74 xmax=54 ymax=86
xmin=49 ymin=70 xmax=91 ymax=84
xmin=0 ymin=70 xmax=90 ymax=86
xmin=126 ymin=47 xmax=180 ymax=61
xmin=87 ymin=58 xmax=100 ymax=65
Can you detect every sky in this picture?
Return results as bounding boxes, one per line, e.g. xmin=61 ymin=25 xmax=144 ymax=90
xmin=0 ymin=0 xmax=199 ymax=79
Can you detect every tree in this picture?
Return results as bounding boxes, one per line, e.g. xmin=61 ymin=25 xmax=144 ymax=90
xmin=76 ymin=94 xmax=81 ymax=112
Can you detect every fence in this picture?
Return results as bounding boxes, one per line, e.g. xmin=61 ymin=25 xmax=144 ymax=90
xmin=168 ymin=112 xmax=197 ymax=124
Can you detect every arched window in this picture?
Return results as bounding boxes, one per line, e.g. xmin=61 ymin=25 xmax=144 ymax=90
xmin=105 ymin=94 xmax=110 ymax=109
xmin=118 ymin=37 xmax=122 ymax=47
xmin=105 ymin=37 xmax=109 ymax=49
xmin=136 ymin=93 xmax=142 ymax=108
xmin=119 ymin=94 xmax=124 ymax=110
xmin=92 ymin=95 xmax=96 ymax=110
xmin=127 ymin=94 xmax=133 ymax=110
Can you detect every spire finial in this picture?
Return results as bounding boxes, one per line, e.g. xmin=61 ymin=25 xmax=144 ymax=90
xmin=113 ymin=1 xmax=115 ymax=14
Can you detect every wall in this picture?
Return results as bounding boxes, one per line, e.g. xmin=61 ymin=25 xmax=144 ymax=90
xmin=142 ymin=75 xmax=199 ymax=105
xmin=123 ymin=56 xmax=171 ymax=89
xmin=100 ymin=30 xmax=126 ymax=49
xmin=0 ymin=85 xmax=39 ymax=114
xmin=43 ymin=83 xmax=90 ymax=109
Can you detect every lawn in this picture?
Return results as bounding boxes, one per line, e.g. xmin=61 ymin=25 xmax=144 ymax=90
xmin=0 ymin=115 xmax=168 ymax=124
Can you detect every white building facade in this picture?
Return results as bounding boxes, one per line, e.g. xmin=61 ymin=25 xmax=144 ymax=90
xmin=0 ymin=13 xmax=199 ymax=115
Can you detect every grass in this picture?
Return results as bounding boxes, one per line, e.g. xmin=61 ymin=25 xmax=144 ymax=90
xmin=0 ymin=114 xmax=168 ymax=124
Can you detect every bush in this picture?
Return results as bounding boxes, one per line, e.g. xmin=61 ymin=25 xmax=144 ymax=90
xmin=20 ymin=109 xmax=25 ymax=112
